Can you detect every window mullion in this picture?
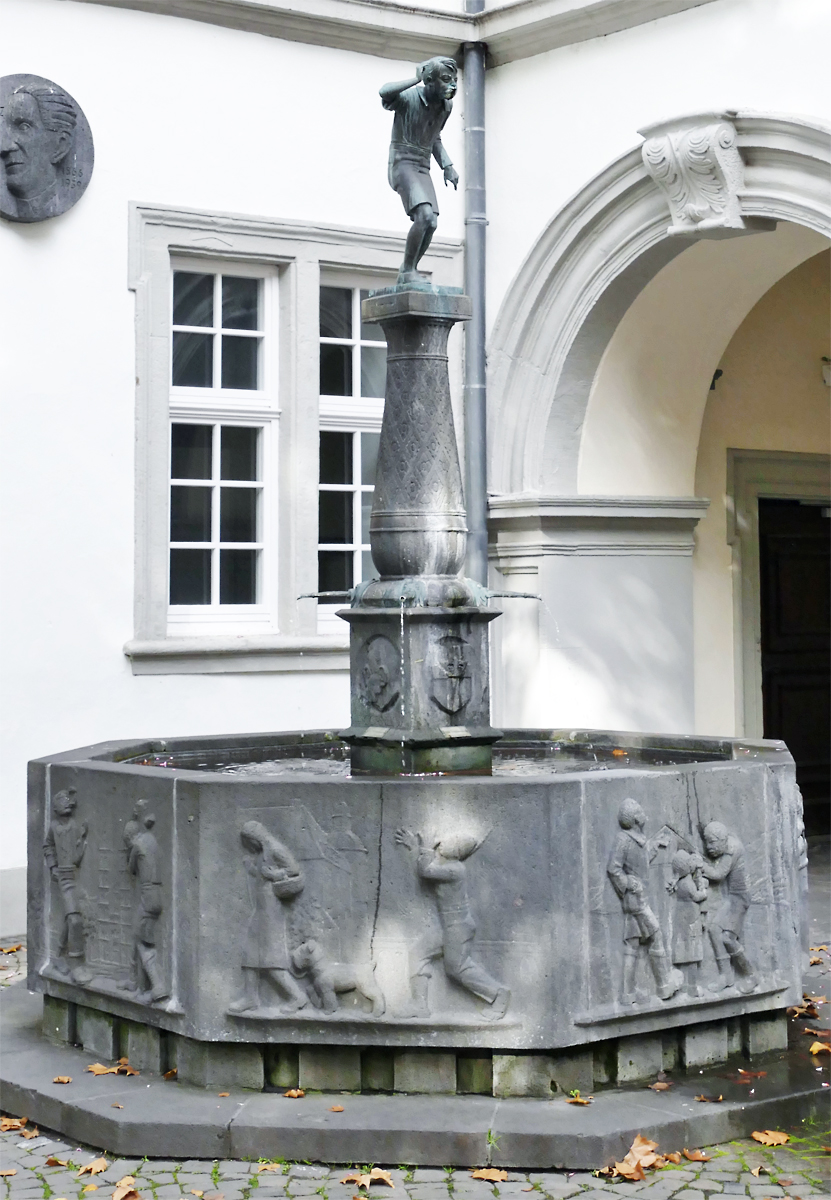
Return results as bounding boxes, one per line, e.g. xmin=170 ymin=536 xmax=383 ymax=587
xmin=213 ymin=275 xmax=222 ymax=392
xmin=212 ymin=423 xmax=221 ymax=606
xmin=352 ymin=288 xmax=360 ymax=402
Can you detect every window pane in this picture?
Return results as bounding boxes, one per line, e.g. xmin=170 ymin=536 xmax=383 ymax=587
xmin=220 ymin=549 xmax=257 ymax=604
xmin=220 ymin=487 xmax=258 ymax=542
xmin=360 ymin=290 xmax=385 ymax=341
xmin=361 ymin=432 xmax=380 ymax=485
xmin=320 ymin=432 xmax=352 ymax=484
xmin=172 ymin=424 xmax=212 ymax=479
xmin=222 ymin=277 xmax=259 ymax=330
xmin=319 ymin=491 xmax=352 ymax=543
xmin=173 ymin=272 xmax=214 ymax=327
xmin=319 ymin=551 xmax=352 ymax=592
xmin=361 ymin=490 xmax=373 ymax=544
xmin=221 ymin=335 xmax=259 ymax=390
xmin=170 ymin=486 xmax=211 ymax=541
xmin=361 ymin=346 xmax=386 ymax=398
xmin=221 ymin=427 xmax=259 ymax=480
xmin=361 ymin=550 xmax=376 ymax=581
xmin=320 ymin=344 xmax=351 ymax=395
xmin=320 ymin=286 xmax=352 ymax=339
xmin=170 ymin=548 xmax=211 ymax=604
xmin=172 ymin=331 xmax=213 ymax=387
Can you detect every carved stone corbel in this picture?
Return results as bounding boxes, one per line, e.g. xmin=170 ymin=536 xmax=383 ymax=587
xmin=639 ymin=113 xmax=776 ymax=238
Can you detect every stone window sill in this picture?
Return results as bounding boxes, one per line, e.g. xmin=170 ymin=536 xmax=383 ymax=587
xmin=123 ymin=635 xmax=349 ymax=675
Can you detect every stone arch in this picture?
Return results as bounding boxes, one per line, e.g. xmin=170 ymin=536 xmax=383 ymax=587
xmin=487 ymin=112 xmax=831 ymax=498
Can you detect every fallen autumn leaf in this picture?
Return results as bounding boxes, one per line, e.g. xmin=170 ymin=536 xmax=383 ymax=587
xmin=683 ymin=1149 xmax=711 ymax=1161
xmin=53 ymin=1076 xmax=72 ymax=1084
xmin=647 ymin=1080 xmax=671 ymax=1091
xmin=750 ymin=1167 xmax=768 ymax=1178
xmin=46 ymin=1159 xmax=69 ymax=1167
xmin=470 ymin=1170 xmax=508 ymax=1182
xmin=111 ymin=1104 xmax=123 ymax=1110
xmin=0 ymin=944 xmax=23 ymax=953
xmin=565 ymin=1090 xmax=592 ymax=1104
xmin=163 ymin=1069 xmax=177 ymax=1080
xmin=329 ymin=1105 xmax=345 ymax=1112
xmin=752 ymin=1131 xmax=789 ymax=1146
xmin=810 ymin=957 xmax=823 ymax=966
xmin=217 ymin=1092 xmax=230 ymax=1097
xmin=78 ymin=1159 xmax=109 ymax=1177
xmin=809 ymin=1041 xmax=831 ymax=1054
xmin=694 ymin=1094 xmax=723 ymax=1103
xmin=21 ymin=1127 xmax=41 ymax=1139
xmin=0 ymin=1117 xmax=27 ymax=1131
xmin=0 ymin=1172 xmax=17 ymax=1178
xmin=257 ymin=1165 xmax=282 ymax=1174
xmin=804 ymin=993 xmax=827 ymax=1003
xmin=810 ymin=945 xmax=829 ymax=953
xmin=283 ymin=1088 xmax=304 ymax=1098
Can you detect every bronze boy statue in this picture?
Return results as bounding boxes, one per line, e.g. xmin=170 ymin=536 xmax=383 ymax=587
xmin=380 ymin=57 xmax=459 ymax=283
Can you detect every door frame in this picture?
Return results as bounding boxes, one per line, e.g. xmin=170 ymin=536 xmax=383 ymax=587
xmin=727 ymin=449 xmax=831 ymax=737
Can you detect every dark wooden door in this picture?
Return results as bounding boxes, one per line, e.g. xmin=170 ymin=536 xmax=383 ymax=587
xmin=759 ymin=498 xmax=830 ymax=834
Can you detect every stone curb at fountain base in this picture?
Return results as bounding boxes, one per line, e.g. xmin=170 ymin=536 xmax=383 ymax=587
xmin=2 ymin=985 xmax=825 ymax=1169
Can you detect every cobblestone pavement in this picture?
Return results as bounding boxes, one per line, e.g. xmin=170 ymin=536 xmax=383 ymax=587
xmin=1 ymin=1122 xmax=829 ymax=1200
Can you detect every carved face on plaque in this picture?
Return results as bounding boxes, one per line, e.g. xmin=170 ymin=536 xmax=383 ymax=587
xmin=0 ymin=75 xmax=93 ymax=223
xmin=357 ymin=635 xmax=400 ymax=713
xmin=430 ymin=635 xmax=471 ymax=716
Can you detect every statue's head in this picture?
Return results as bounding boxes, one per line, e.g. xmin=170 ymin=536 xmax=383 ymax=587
xmin=703 ymin=821 xmax=729 ymax=858
xmin=53 ymin=787 xmax=77 ymax=818
xmin=671 ymin=849 xmax=692 ymax=877
xmin=618 ymin=797 xmax=645 ymax=831
xmin=419 ymin=57 xmax=457 ymax=102
xmin=438 ymin=832 xmax=481 ymax=861
xmin=0 ymin=85 xmax=77 ymax=200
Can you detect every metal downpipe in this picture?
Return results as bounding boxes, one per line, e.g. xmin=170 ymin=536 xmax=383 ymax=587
xmin=462 ymin=32 xmax=488 ymax=585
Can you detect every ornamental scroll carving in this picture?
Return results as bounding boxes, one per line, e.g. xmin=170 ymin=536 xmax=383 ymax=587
xmin=639 ymin=114 xmax=769 ymax=238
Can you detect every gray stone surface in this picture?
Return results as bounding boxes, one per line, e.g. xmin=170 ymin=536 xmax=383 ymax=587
xmin=176 ymin=1036 xmax=264 ymax=1090
xmin=616 ymin=1033 xmax=663 ymax=1083
xmin=76 ymin=1004 xmax=115 ymax=1059
xmin=744 ymin=1011 xmax=788 ymax=1055
xmin=298 ymin=1046 xmax=361 ymax=1091
xmin=493 ymin=1055 xmax=557 ymax=1098
xmin=394 ymin=1051 xmax=456 ymax=1093
xmin=121 ymin=1018 xmax=164 ymax=1073
xmin=26 ymin=733 xmax=804 ymax=1056
xmin=456 ymin=1055 xmax=493 ymax=1094
xmin=682 ymin=1022 xmax=728 ymax=1068
xmin=41 ymin=994 xmax=73 ymax=1044
xmin=0 ymin=74 xmax=94 ymax=224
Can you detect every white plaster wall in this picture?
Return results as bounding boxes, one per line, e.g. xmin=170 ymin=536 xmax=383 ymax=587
xmin=0 ymin=0 xmax=466 ymax=883
xmin=577 ymin=223 xmax=830 ymax=496
xmin=485 ymin=0 xmax=831 ymax=338
xmin=692 ymin=250 xmax=831 ymax=736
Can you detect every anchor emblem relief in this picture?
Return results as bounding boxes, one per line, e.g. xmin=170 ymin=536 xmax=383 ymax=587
xmin=430 ymin=635 xmax=471 ymax=715
xmin=357 ymin=635 xmax=400 ymax=713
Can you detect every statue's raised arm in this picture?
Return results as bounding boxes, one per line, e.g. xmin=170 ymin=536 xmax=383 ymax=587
xmin=380 ymin=56 xmax=459 ymax=284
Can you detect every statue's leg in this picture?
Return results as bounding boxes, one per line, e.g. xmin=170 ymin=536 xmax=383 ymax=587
xmin=401 ymin=204 xmax=436 ymax=277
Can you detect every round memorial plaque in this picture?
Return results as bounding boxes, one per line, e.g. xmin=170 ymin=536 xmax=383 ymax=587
xmin=0 ymin=74 xmax=94 ymax=223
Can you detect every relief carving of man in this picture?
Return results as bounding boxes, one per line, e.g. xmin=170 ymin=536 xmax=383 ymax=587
xmin=120 ymin=801 xmax=169 ymax=1003
xmin=43 ymin=787 xmax=91 ymax=984
xmin=607 ymin=798 xmax=683 ymax=1004
xmin=0 ymin=84 xmax=77 ymax=221
xmin=229 ymin=821 xmax=309 ymax=1014
xmin=700 ymin=821 xmax=757 ymax=994
xmin=380 ymin=57 xmax=459 ymax=283
xmin=395 ymin=828 xmax=510 ymax=1020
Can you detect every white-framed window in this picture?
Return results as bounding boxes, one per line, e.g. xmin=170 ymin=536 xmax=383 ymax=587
xmin=168 ymin=259 xmax=278 ymax=635
xmin=317 ymin=279 xmax=387 ymax=630
xmin=128 ymin=203 xmax=461 ymax=673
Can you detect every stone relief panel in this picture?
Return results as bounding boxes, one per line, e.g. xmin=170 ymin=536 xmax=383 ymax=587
xmin=393 ymin=826 xmax=510 ymax=1021
xmin=582 ymin=766 xmax=791 ymax=1027
xmin=117 ymin=799 xmax=169 ymax=1004
xmin=429 ymin=635 xmax=472 ymax=716
xmin=357 ymin=635 xmax=400 ymax=713
xmin=41 ymin=776 xmax=177 ymax=1011
xmin=43 ymin=788 xmax=92 ymax=985
xmin=639 ymin=115 xmax=752 ymax=237
xmin=227 ymin=800 xmax=380 ymax=1020
xmin=0 ymin=75 xmax=94 ymax=223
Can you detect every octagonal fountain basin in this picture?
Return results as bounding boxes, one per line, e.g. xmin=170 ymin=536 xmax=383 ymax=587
xmin=28 ymin=728 xmax=804 ymax=1059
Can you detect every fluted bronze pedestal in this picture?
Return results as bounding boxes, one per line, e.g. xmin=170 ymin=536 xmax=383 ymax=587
xmin=339 ymin=284 xmax=501 ymax=775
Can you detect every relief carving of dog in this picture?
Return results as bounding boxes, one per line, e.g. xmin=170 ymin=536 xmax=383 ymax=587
xmin=291 ymin=939 xmax=385 ymax=1016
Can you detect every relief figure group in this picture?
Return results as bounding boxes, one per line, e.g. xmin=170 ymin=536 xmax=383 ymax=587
xmin=607 ymin=799 xmax=758 ymax=1006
